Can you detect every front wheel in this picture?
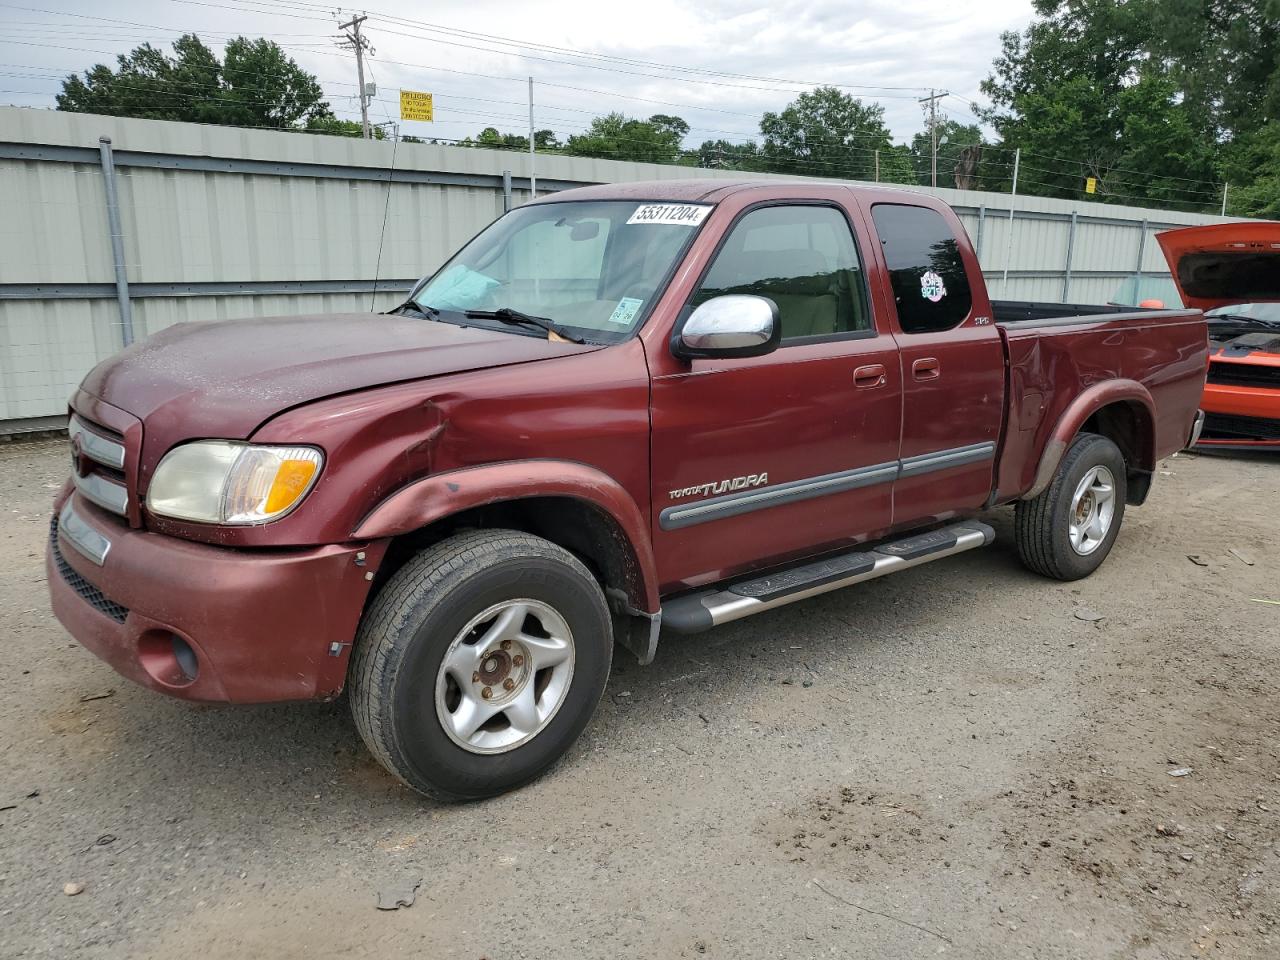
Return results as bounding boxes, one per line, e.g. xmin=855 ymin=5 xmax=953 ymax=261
xmin=1014 ymin=432 xmax=1127 ymax=581
xmin=349 ymin=530 xmax=613 ymax=800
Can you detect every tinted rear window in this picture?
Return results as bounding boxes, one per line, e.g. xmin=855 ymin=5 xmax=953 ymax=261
xmin=871 ymin=204 xmax=973 ymax=333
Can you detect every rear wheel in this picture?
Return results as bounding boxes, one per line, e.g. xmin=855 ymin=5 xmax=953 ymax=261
xmin=349 ymin=529 xmax=613 ymax=800
xmin=1014 ymin=432 xmax=1127 ymax=581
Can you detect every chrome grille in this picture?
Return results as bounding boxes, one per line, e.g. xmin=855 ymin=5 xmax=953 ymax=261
xmin=68 ymin=415 xmax=130 ymax=519
xmin=68 ymin=415 xmax=125 ymax=468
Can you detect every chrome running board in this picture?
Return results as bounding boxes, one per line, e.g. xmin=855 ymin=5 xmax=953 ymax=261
xmin=661 ymin=521 xmax=995 ymax=634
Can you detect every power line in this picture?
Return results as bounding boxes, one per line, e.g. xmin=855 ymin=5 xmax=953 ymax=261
xmin=358 ymin=12 xmax=935 ymax=95
xmin=0 ymin=4 xmax=1231 ymax=204
xmin=155 ymin=0 xmax=937 ymax=96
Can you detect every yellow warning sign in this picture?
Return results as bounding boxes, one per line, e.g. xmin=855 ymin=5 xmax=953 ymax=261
xmin=400 ymin=90 xmax=433 ymax=122
xmin=1085 ymin=176 xmax=1097 ymax=194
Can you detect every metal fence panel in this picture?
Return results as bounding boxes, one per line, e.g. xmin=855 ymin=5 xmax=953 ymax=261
xmin=0 ymin=105 xmax=1239 ymax=430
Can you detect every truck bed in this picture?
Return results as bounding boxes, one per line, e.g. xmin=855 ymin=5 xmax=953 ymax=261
xmin=991 ymin=299 xmax=1146 ymax=325
xmin=990 ymin=305 xmax=1208 ymax=503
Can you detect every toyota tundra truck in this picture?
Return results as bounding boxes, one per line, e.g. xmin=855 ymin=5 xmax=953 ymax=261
xmin=48 ymin=180 xmax=1209 ymax=800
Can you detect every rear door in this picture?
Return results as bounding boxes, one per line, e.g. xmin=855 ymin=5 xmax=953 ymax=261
xmin=647 ymin=196 xmax=902 ymax=590
xmin=864 ymin=201 xmax=1005 ymax=526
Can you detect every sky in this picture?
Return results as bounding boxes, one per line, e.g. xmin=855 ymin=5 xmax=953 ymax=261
xmin=0 ymin=0 xmax=1037 ymax=147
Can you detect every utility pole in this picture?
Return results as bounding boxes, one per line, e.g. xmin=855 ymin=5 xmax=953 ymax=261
xmin=918 ymin=89 xmax=948 ymax=189
xmin=1001 ymin=147 xmax=1021 ymax=296
xmin=528 ymin=76 xmax=537 ymax=199
xmin=338 ymin=13 xmax=372 ymax=140
xmin=874 ymin=149 xmax=880 ymax=182
xmin=1221 ymin=182 xmax=1229 ymax=217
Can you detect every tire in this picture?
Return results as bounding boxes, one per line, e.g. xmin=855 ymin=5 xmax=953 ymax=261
xmin=1014 ymin=432 xmax=1127 ymax=581
xmin=349 ymin=529 xmax=613 ymax=801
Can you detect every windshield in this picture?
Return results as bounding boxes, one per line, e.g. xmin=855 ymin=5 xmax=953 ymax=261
xmin=410 ymin=200 xmax=711 ymax=342
xmin=1206 ymin=302 xmax=1280 ymax=324
xmin=1107 ymin=276 xmax=1179 ymax=307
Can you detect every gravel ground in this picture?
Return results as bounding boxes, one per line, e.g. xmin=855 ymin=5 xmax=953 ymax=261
xmin=1 ymin=437 xmax=1277 ymax=959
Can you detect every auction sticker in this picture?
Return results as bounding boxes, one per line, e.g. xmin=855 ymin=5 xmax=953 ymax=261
xmin=626 ymin=203 xmax=712 ymax=227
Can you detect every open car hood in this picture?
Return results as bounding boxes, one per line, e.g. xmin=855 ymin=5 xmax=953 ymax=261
xmin=1157 ymin=222 xmax=1280 ymax=311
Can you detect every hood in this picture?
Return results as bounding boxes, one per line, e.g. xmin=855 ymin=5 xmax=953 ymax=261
xmin=80 ymin=313 xmax=598 ymax=438
xmin=1156 ymin=222 xmax=1280 ymax=311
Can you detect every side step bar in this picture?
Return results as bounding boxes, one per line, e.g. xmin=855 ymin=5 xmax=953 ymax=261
xmin=661 ymin=521 xmax=995 ymax=634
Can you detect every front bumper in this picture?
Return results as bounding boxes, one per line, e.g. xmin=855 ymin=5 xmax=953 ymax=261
xmin=47 ymin=489 xmax=384 ymax=703
xmin=1196 ymin=383 xmax=1280 ymax=448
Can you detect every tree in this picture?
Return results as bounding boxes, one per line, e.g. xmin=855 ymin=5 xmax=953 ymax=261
xmin=695 ymin=138 xmax=761 ymax=170
xmin=564 ymin=113 xmax=687 ymax=163
xmin=875 ymin=144 xmax=917 ymax=185
xmin=1148 ymin=0 xmax=1280 ymax=147
xmin=759 ymin=86 xmax=894 ymax=181
xmin=470 ymin=126 xmax=530 ymax=151
xmin=218 ymin=37 xmax=328 ymax=128
xmin=1226 ymin=124 xmax=1280 ymax=219
xmin=57 ymin=34 xmax=330 ymax=129
xmin=979 ymin=1 xmax=1226 ymax=210
xmin=648 ymin=114 xmax=690 ymax=141
xmin=909 ymin=120 xmax=987 ymax=189
xmin=458 ymin=128 xmax=562 ymax=152
xmin=304 ymin=116 xmax=386 ymax=139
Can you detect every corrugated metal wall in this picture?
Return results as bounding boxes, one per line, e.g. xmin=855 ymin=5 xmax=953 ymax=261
xmin=0 ymin=105 xmax=1234 ymax=431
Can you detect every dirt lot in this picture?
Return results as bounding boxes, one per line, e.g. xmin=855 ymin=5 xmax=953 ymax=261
xmin=1 ymin=437 xmax=1277 ymax=959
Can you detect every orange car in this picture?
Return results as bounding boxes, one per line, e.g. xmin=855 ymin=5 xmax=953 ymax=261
xmin=1158 ymin=222 xmax=1280 ymax=450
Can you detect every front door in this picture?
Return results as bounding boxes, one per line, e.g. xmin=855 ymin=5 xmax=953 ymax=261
xmin=648 ymin=200 xmax=903 ymax=592
xmin=865 ymin=201 xmax=1005 ymax=526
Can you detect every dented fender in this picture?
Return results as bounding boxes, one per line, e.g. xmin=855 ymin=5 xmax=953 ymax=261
xmin=1023 ymin=379 xmax=1156 ymax=500
xmin=352 ymin=459 xmax=660 ymax=613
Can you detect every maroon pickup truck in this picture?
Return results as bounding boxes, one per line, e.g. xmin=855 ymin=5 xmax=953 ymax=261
xmin=48 ymin=180 xmax=1207 ymax=799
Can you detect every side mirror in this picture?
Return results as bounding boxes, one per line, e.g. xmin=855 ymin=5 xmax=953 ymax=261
xmin=672 ymin=295 xmax=780 ymax=360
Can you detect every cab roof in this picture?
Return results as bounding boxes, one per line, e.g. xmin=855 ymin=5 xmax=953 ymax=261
xmin=530 ymin=177 xmax=934 ymax=206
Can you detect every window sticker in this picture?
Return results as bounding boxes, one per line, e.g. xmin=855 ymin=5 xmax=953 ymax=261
xmin=428 ymin=264 xmax=500 ymax=308
xmin=626 ymin=203 xmax=712 ymax=227
xmin=608 ymin=297 xmax=645 ymax=325
xmin=920 ymin=270 xmax=948 ymax=303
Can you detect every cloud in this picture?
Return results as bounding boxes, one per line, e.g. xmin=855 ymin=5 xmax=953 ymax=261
xmin=1 ymin=0 xmax=1035 ymax=144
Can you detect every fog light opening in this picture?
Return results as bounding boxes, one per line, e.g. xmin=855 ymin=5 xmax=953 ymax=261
xmin=137 ymin=630 xmax=199 ymax=687
xmin=172 ymin=635 xmax=199 ymax=682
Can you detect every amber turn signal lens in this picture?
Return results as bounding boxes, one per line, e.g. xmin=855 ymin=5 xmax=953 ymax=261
xmin=264 ymin=459 xmax=320 ymax=514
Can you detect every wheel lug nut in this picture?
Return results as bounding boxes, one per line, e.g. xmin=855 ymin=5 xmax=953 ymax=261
xmin=472 ymin=671 xmax=481 ymax=683
xmin=503 ymin=678 xmax=515 ymax=691
xmin=512 ymin=655 xmax=525 ymax=667
xmin=481 ymin=687 xmax=493 ymax=700
xmin=501 ymin=639 xmax=512 ymax=650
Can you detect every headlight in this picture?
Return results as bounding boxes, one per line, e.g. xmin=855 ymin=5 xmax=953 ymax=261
xmin=147 ymin=441 xmax=323 ymax=524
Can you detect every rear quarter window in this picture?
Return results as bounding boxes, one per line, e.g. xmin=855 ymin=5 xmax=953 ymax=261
xmin=871 ymin=204 xmax=973 ymax=333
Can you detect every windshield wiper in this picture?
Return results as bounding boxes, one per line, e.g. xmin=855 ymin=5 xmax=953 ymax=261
xmin=1208 ymin=312 xmax=1280 ymax=329
xmin=463 ymin=307 xmax=585 ymax=344
xmin=386 ymin=298 xmax=440 ymax=319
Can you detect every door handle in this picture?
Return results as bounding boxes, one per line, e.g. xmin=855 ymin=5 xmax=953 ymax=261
xmin=853 ymin=363 xmax=886 ymax=388
xmin=912 ymin=357 xmax=941 ymax=381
